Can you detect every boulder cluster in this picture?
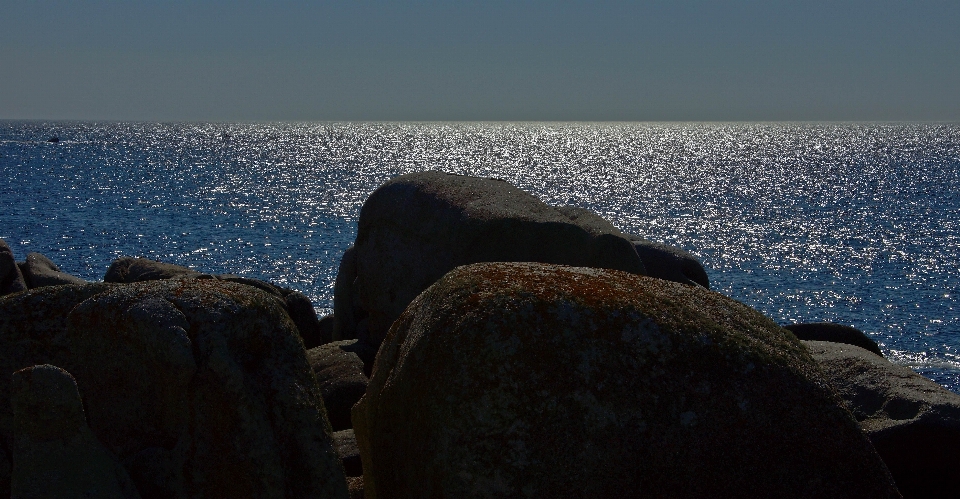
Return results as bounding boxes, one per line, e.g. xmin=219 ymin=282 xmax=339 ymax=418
xmin=1 ymin=170 xmax=959 ymax=498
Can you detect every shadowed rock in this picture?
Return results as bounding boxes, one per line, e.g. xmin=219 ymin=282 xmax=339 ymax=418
xmin=0 ymin=239 xmax=28 ymax=296
xmin=554 ymin=206 xmax=710 ymax=288
xmin=332 ymin=245 xmax=363 ymax=342
xmin=353 ymin=262 xmax=899 ymax=498
xmin=0 ymin=280 xmax=349 ymax=499
xmin=805 ymin=340 xmax=960 ymax=498
xmin=332 ymin=429 xmax=362 ymax=477
xmin=628 ymin=236 xmax=710 ymax=288
xmin=285 ymin=290 xmax=327 ymax=348
xmin=307 ymin=340 xmax=369 ymax=431
xmin=20 ymin=252 xmax=86 ymax=288
xmin=104 ymin=257 xmax=200 ymax=283
xmin=10 ymin=364 xmax=140 ymax=499
xmin=342 ymin=171 xmax=648 ymax=349
xmin=103 ymin=257 xmax=327 ymax=350
xmin=786 ymin=322 xmax=883 ymax=356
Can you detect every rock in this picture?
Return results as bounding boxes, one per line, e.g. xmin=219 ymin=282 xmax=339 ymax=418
xmin=10 ymin=364 xmax=141 ymax=499
xmin=554 ymin=206 xmax=710 ymax=288
xmin=786 ymin=322 xmax=883 ymax=356
xmin=347 ymin=171 xmax=647 ymax=349
xmin=0 ymin=280 xmax=349 ymax=499
xmin=307 ymin=340 xmax=369 ymax=431
xmin=20 ymin=252 xmax=87 ymax=288
xmin=0 ymin=239 xmax=28 ymax=296
xmin=332 ymin=429 xmax=362 ymax=477
xmin=286 ymin=291 xmax=327 ymax=349
xmin=318 ymin=314 xmax=336 ymax=344
xmin=346 ymin=476 xmax=364 ymax=499
xmin=46 ymin=136 xmax=59 ymax=143
xmin=353 ymin=262 xmax=899 ymax=498
xmin=103 ymin=258 xmax=328 ymax=351
xmin=804 ymin=340 xmax=960 ymax=498
xmin=628 ymin=236 xmax=710 ymax=288
xmin=103 ymin=257 xmax=200 ymax=283
xmin=215 ymin=274 xmax=285 ymax=296
xmin=333 ymin=245 xmax=363 ymax=342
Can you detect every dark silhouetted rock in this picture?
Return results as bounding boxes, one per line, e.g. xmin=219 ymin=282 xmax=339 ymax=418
xmin=10 ymin=364 xmax=141 ymax=499
xmin=0 ymin=280 xmax=349 ymax=499
xmin=103 ymin=257 xmax=200 ymax=283
xmin=332 ymin=429 xmax=362 ymax=477
xmin=286 ymin=290 xmax=327 ymax=349
xmin=318 ymin=313 xmax=336 ymax=345
xmin=333 ymin=245 xmax=363 ymax=342
xmin=805 ymin=340 xmax=960 ymax=498
xmin=345 ymin=171 xmax=647 ymax=349
xmin=786 ymin=322 xmax=883 ymax=356
xmin=307 ymin=340 xmax=369 ymax=431
xmin=46 ymin=136 xmax=59 ymax=143
xmin=20 ymin=252 xmax=87 ymax=288
xmin=353 ymin=262 xmax=899 ymax=498
xmin=628 ymin=236 xmax=710 ymax=288
xmin=555 ymin=206 xmax=710 ymax=288
xmin=0 ymin=239 xmax=28 ymax=296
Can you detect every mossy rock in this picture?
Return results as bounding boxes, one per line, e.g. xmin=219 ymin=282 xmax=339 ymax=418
xmin=1 ymin=280 xmax=348 ymax=498
xmin=353 ymin=262 xmax=899 ymax=498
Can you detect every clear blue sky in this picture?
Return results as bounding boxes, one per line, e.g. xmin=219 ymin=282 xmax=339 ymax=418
xmin=2 ymin=1 xmax=958 ymax=122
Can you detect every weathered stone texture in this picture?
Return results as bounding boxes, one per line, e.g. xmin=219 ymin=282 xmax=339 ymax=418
xmin=354 ymin=262 xmax=899 ymax=499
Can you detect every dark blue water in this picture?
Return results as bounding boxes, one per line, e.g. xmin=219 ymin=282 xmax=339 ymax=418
xmin=2 ymin=121 xmax=958 ymax=393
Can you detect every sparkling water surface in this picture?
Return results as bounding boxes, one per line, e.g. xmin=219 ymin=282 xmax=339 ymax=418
xmin=2 ymin=121 xmax=959 ymax=393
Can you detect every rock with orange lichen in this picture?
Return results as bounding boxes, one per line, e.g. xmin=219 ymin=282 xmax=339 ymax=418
xmin=0 ymin=279 xmax=349 ymax=499
xmin=353 ymin=262 xmax=900 ymax=499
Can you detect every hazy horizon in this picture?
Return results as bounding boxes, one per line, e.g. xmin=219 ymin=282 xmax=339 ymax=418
xmin=3 ymin=1 xmax=958 ymax=122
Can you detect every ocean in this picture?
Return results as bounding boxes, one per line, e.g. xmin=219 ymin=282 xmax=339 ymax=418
xmin=2 ymin=121 xmax=958 ymax=393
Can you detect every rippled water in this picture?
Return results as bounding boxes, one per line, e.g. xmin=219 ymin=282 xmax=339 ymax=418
xmin=2 ymin=121 xmax=959 ymax=392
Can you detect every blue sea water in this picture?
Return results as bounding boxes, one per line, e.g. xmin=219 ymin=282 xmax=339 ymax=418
xmin=2 ymin=121 xmax=959 ymax=393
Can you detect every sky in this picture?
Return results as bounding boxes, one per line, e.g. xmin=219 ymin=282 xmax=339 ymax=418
xmin=1 ymin=1 xmax=958 ymax=122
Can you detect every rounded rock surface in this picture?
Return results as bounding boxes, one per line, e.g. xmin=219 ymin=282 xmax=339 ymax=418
xmin=354 ymin=262 xmax=899 ymax=499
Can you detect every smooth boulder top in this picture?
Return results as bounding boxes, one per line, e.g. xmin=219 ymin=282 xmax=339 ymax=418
xmin=353 ymin=262 xmax=899 ymax=499
xmin=805 ymin=340 xmax=960 ymax=498
xmin=347 ymin=171 xmax=648 ymax=348
xmin=20 ymin=252 xmax=87 ymax=288
xmin=554 ymin=206 xmax=710 ymax=288
xmin=786 ymin=322 xmax=883 ymax=356
xmin=103 ymin=257 xmax=201 ymax=283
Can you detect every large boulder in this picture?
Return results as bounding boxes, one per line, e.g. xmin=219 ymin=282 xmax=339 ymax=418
xmin=0 ymin=280 xmax=349 ymax=498
xmin=19 ymin=252 xmax=87 ymax=288
xmin=343 ymin=171 xmax=648 ymax=349
xmin=786 ymin=322 xmax=883 ymax=356
xmin=805 ymin=340 xmax=960 ymax=498
xmin=353 ymin=262 xmax=899 ymax=498
xmin=10 ymin=364 xmax=141 ymax=499
xmin=0 ymin=239 xmax=28 ymax=296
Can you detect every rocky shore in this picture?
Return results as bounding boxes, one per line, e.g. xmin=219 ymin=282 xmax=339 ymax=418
xmin=1 ymin=171 xmax=959 ymax=498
